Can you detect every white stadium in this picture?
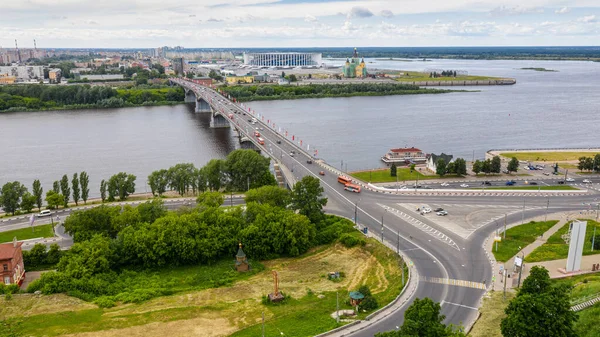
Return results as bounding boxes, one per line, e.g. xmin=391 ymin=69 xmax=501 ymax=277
xmin=243 ymin=52 xmax=322 ymax=67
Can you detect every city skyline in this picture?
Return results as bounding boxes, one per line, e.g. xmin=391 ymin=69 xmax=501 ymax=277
xmin=1 ymin=0 xmax=600 ymax=49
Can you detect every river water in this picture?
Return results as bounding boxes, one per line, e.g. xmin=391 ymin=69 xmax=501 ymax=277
xmin=1 ymin=59 xmax=600 ymax=196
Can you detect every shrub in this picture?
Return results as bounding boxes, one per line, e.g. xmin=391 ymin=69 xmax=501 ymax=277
xmin=339 ymin=233 xmax=366 ymax=248
xmin=358 ymin=295 xmax=379 ymax=311
xmin=94 ymin=296 xmax=116 ymax=308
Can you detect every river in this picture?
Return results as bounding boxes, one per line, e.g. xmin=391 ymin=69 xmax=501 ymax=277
xmin=1 ymin=59 xmax=599 ymax=196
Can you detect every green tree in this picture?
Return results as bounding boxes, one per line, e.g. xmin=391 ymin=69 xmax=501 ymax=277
xmin=472 ymin=160 xmax=482 ymax=175
xmin=63 ymin=205 xmax=121 ymax=242
xmin=20 ymin=192 xmax=37 ymax=213
xmin=100 ymin=179 xmax=107 ymax=202
xmin=482 ymin=158 xmax=492 ymax=175
xmin=45 ymin=190 xmax=63 ymax=210
xmin=60 ymin=174 xmax=70 ymax=207
xmin=80 ymin=171 xmax=90 ymax=204
xmin=53 ymin=181 xmax=60 ymax=194
xmin=245 ymin=185 xmax=291 ymax=208
xmin=584 ymin=156 xmax=594 ymax=171
xmin=57 ymin=235 xmax=114 ymax=278
xmin=501 ymin=266 xmax=577 ymax=337
xmin=390 ymin=163 xmax=397 ymax=177
xmin=32 ymin=179 xmax=43 ymax=211
xmin=507 ymin=157 xmax=519 ymax=173
xmin=593 ymin=154 xmax=600 ymax=172
xmin=196 ymin=191 xmax=224 ymax=208
xmin=107 ymin=172 xmax=136 ymax=201
xmin=27 ymin=243 xmax=47 ymax=266
xmin=137 ymin=198 xmax=167 ymax=224
xmin=288 ymin=74 xmax=297 ymax=82
xmin=71 ymin=173 xmax=80 ymax=206
xmin=0 ymin=181 xmax=27 ymax=215
xmin=376 ymin=297 xmax=465 ymax=337
xmin=148 ymin=169 xmax=169 ymax=196
xmin=577 ymin=157 xmax=586 ymax=171
xmin=436 ymin=158 xmax=447 ymax=176
xmin=453 ymin=158 xmax=467 ymax=176
xmin=185 ymin=72 xmax=194 ymax=79
xmin=201 ymin=159 xmax=224 ymax=191
xmin=409 ymin=164 xmax=416 ymax=172
xmin=223 ymin=149 xmax=275 ymax=191
xmin=491 ymin=156 xmax=502 ymax=174
xmin=45 ymin=243 xmax=62 ymax=265
xmin=167 ymin=163 xmax=196 ymax=196
xmin=291 ymin=176 xmax=327 ymax=223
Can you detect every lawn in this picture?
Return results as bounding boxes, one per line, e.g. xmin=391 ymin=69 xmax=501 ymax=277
xmin=0 ymin=224 xmax=54 ymax=243
xmin=350 ymin=168 xmax=459 ymax=183
xmin=492 ymin=220 xmax=558 ymax=262
xmin=394 ymin=71 xmax=500 ymax=82
xmin=0 ymin=235 xmax=405 ymax=337
xmin=468 ymin=290 xmax=514 ymax=337
xmin=499 ymin=151 xmax=600 ymax=162
xmin=482 ymin=185 xmax=579 ymax=191
xmin=526 ymin=220 xmax=600 ymax=262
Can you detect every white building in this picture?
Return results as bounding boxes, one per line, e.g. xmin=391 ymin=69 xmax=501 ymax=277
xmin=426 ymin=153 xmax=454 ymax=173
xmin=243 ymin=52 xmax=322 ymax=67
xmin=0 ymin=66 xmax=44 ymax=80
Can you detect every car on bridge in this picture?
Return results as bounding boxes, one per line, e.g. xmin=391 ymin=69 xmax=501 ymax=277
xmin=257 ymin=137 xmax=265 ymax=145
xmin=319 ymin=171 xmax=325 ymax=176
xmin=481 ymin=181 xmax=492 ymax=186
xmin=566 ymin=177 xmax=575 ymax=182
xmin=505 ymin=181 xmax=516 ymax=186
xmin=307 ymin=159 xmax=313 ymax=164
xmin=254 ymin=131 xmax=260 ymax=137
xmin=460 ymin=184 xmax=469 ymax=188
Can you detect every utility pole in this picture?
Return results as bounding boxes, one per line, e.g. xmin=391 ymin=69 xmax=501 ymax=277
xmin=336 ymin=292 xmax=339 ymax=323
xmin=381 ymin=215 xmax=384 ymax=243
xmin=517 ymin=254 xmax=524 ymax=288
xmin=230 ymin=191 xmax=233 ymax=207
xmin=354 ymin=202 xmax=358 ymax=227
xmin=521 ymin=197 xmax=525 ymax=225
xmin=262 ymin=311 xmax=265 ymax=337
xmin=247 ymin=176 xmax=250 ymax=191
xmin=504 ymin=214 xmax=507 ymax=239
xmin=544 ymin=197 xmax=550 ymax=222
xmin=503 ymin=267 xmax=507 ymax=300
xmin=495 ymin=226 xmax=499 ymax=252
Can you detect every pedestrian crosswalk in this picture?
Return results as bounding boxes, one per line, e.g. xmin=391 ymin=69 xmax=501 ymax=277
xmin=424 ymin=277 xmax=487 ymax=290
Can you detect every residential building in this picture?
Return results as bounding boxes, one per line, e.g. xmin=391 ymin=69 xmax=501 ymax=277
xmin=172 ymin=57 xmax=184 ymax=75
xmin=427 ymin=153 xmax=454 ymax=172
xmin=0 ymin=74 xmax=16 ymax=84
xmin=225 ymin=75 xmax=254 ymax=84
xmin=78 ymin=74 xmax=124 ymax=81
xmin=0 ymin=65 xmax=44 ymax=80
xmin=48 ymin=68 xmax=62 ymax=83
xmin=0 ymin=241 xmax=25 ymax=286
xmin=253 ymin=74 xmax=270 ymax=82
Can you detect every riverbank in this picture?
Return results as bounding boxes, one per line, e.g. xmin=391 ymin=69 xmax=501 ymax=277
xmin=220 ymin=83 xmax=463 ymax=102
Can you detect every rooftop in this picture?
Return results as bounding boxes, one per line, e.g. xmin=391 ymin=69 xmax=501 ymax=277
xmin=390 ymin=147 xmax=422 ymax=153
xmin=0 ymin=242 xmax=22 ymax=260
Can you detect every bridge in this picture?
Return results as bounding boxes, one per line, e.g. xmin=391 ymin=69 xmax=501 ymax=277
xmin=170 ymin=77 xmax=597 ymax=336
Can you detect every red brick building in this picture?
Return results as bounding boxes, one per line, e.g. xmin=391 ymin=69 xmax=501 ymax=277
xmin=190 ymin=77 xmax=214 ymax=87
xmin=0 ymin=241 xmax=25 ymax=286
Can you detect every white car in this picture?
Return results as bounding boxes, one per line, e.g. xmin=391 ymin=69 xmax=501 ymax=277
xmin=543 ymin=172 xmax=550 ymax=176
xmin=440 ymin=182 xmax=449 ymax=187
xmin=436 ymin=210 xmax=448 ymax=216
xmin=566 ymin=178 xmax=575 ymax=182
xmin=583 ymin=179 xmax=592 ymax=184
xmin=422 ymin=208 xmax=432 ymax=214
xmin=460 ymin=184 xmax=469 ymax=188
xmin=38 ymin=210 xmax=52 ymax=217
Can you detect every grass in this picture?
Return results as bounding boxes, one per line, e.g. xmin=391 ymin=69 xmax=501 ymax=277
xmin=482 ymin=185 xmax=579 ymax=191
xmin=526 ymin=220 xmax=600 ymax=262
xmin=520 ymin=67 xmax=558 ymax=72
xmin=0 ymin=236 xmax=405 ymax=337
xmin=492 ymin=220 xmax=559 ymax=262
xmin=499 ymin=151 xmax=600 ymax=162
xmin=349 ymin=168 xmax=460 ymax=183
xmin=468 ymin=290 xmax=514 ymax=337
xmin=0 ymin=224 xmax=54 ymax=243
xmin=394 ymin=71 xmax=501 ymax=82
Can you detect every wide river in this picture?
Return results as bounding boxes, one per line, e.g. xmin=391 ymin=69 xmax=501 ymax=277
xmin=1 ymin=59 xmax=599 ymax=196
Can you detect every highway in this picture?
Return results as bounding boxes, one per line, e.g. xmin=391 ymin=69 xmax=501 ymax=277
xmin=168 ymin=79 xmax=600 ymax=334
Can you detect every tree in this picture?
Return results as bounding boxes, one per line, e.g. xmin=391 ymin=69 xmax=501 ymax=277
xmin=291 ymin=176 xmax=328 ymax=223
xmin=63 ymin=205 xmax=121 ymax=242
xmin=472 ymin=160 xmax=482 ymax=175
xmin=196 ymin=191 xmax=224 ymax=208
xmin=578 ymin=157 xmax=586 ymax=171
xmin=100 ymin=179 xmax=107 ymax=202
xmin=167 ymin=163 xmax=196 ymax=196
xmin=223 ymin=149 xmax=275 ymax=191
xmin=0 ymin=181 xmax=27 ymax=215
xmin=436 ymin=158 xmax=447 ymax=176
xmin=482 ymin=158 xmax=492 ymax=175
xmin=45 ymin=190 xmax=63 ymax=210
xmin=57 ymin=235 xmax=114 ymax=278
xmin=201 ymin=159 xmax=223 ymax=191
xmin=507 ymin=157 xmax=519 ymax=173
xmin=288 ymin=74 xmax=297 ymax=82
xmin=409 ymin=164 xmax=416 ymax=172
xmin=584 ymin=156 xmax=594 ymax=171
xmin=453 ymin=158 xmax=467 ymax=176
xmin=80 ymin=171 xmax=90 ymax=204
xmin=52 ymin=180 xmax=60 ymax=194
xmin=60 ymin=174 xmax=70 ymax=207
xmin=148 ymin=169 xmax=169 ymax=196
xmin=137 ymin=198 xmax=167 ymax=224
xmin=245 ymin=186 xmax=291 ymax=208
xmin=32 ymin=179 xmax=43 ymax=211
xmin=20 ymin=192 xmax=37 ymax=213
xmin=71 ymin=173 xmax=80 ymax=206
xmin=591 ymin=232 xmax=600 ymax=251
xmin=491 ymin=156 xmax=502 ymax=174
xmin=501 ymin=266 xmax=577 ymax=337
xmin=281 ymin=71 xmax=286 ymax=78
xmin=376 ymin=297 xmax=465 ymax=337
xmin=594 ymin=154 xmax=600 ymax=172
xmin=45 ymin=243 xmax=62 ymax=265
xmin=185 ymin=72 xmax=194 ymax=79
xmin=107 ymin=172 xmax=136 ymax=201
xmin=390 ymin=163 xmax=397 ymax=177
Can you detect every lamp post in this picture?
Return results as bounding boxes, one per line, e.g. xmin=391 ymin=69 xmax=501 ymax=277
xmin=521 ymin=197 xmax=525 ymax=225
xmin=544 ymin=196 xmax=550 ymax=223
xmin=381 ymin=215 xmax=384 ymax=243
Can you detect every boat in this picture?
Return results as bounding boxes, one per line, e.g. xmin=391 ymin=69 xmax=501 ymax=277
xmin=381 ymin=147 xmax=427 ymax=164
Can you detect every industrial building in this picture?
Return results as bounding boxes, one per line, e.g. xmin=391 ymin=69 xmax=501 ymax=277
xmin=243 ymin=52 xmax=322 ymax=67
xmin=0 ymin=66 xmax=44 ymax=80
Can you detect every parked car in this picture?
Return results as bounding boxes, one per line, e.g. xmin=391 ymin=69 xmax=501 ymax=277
xmin=460 ymin=184 xmax=469 ymax=188
xmin=434 ymin=208 xmax=444 ymax=212
xmin=319 ymin=171 xmax=325 ymax=176
xmin=289 ymin=152 xmax=294 ymax=157
xmin=436 ymin=210 xmax=448 ymax=216
xmin=422 ymin=208 xmax=432 ymax=214
xmin=482 ymin=181 xmax=492 ymax=186
xmin=566 ymin=178 xmax=575 ymax=182
xmin=530 ymin=182 xmax=538 ymax=185
xmin=557 ymin=181 xmax=565 ymax=184
xmin=543 ymin=172 xmax=550 ymax=176
xmin=276 ymin=140 xmax=281 ymax=144
xmin=583 ymin=179 xmax=592 ymax=184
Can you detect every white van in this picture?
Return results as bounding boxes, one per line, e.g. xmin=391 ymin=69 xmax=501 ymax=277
xmin=38 ymin=210 xmax=52 ymax=217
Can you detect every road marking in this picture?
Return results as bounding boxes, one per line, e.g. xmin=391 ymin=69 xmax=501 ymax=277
xmin=425 ymin=277 xmax=486 ymax=290
xmin=441 ymin=300 xmax=479 ymax=311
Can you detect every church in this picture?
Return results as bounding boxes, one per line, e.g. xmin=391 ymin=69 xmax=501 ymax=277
xmin=342 ymin=48 xmax=367 ymax=78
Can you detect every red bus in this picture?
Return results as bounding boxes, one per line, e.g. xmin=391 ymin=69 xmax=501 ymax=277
xmin=344 ymin=183 xmax=361 ymax=193
xmin=338 ymin=176 xmax=352 ymax=185
xmin=257 ymin=137 xmax=265 ymax=145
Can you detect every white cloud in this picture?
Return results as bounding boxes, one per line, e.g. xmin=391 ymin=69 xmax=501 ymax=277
xmin=304 ymin=15 xmax=317 ymax=23
xmin=347 ymin=6 xmax=373 ymax=19
xmin=380 ymin=10 xmax=394 ymax=18
xmin=555 ymin=7 xmax=571 ymax=14
xmin=578 ymin=15 xmax=597 ymax=22
xmin=489 ymin=6 xmax=544 ymax=17
xmin=342 ymin=21 xmax=358 ymax=32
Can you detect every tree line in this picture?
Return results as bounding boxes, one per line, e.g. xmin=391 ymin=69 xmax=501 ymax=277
xmin=577 ymin=154 xmax=600 ymax=172
xmin=429 ymin=70 xmax=458 ymax=78
xmin=26 ymin=177 xmax=346 ymax=305
xmin=435 ymin=158 xmax=467 ymax=177
xmin=472 ymin=155 xmax=519 ymax=175
xmin=220 ymin=83 xmax=451 ymax=102
xmin=0 ymin=84 xmax=184 ymax=112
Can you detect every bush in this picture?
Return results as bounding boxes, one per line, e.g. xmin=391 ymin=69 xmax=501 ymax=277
xmin=94 ymin=296 xmax=116 ymax=308
xmin=358 ymin=295 xmax=379 ymax=311
xmin=339 ymin=233 xmax=366 ymax=248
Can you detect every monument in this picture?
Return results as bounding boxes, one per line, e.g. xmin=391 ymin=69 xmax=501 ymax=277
xmin=235 ymin=243 xmax=249 ymax=272
xmin=566 ymin=220 xmax=587 ymax=272
xmin=268 ymin=270 xmax=285 ymax=302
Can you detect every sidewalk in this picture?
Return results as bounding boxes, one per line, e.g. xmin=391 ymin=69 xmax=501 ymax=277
xmin=488 ymin=212 xmax=600 ymax=292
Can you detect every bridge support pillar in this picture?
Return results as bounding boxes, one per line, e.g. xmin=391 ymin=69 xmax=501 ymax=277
xmin=210 ymin=113 xmax=231 ymax=128
xmin=184 ymin=89 xmax=196 ymax=103
xmin=196 ymin=98 xmax=211 ymax=113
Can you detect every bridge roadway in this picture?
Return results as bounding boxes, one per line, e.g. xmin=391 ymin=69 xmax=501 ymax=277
xmin=172 ymin=79 xmax=598 ymax=335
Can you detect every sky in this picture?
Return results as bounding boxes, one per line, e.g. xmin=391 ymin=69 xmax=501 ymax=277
xmin=1 ymin=0 xmax=600 ymax=49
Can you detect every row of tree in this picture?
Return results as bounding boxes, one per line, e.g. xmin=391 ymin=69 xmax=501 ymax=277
xmin=429 ymin=70 xmax=459 ymax=78
xmin=435 ymin=158 xmax=468 ymax=177
xmin=577 ymin=154 xmax=600 ymax=172
xmin=472 ymin=156 xmax=519 ymax=175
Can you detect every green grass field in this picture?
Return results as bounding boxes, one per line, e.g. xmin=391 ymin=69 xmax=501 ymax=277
xmin=349 ymin=168 xmax=460 ymax=183
xmin=394 ymin=71 xmax=500 ymax=82
xmin=468 ymin=290 xmax=514 ymax=337
xmin=499 ymin=151 xmax=600 ymax=162
xmin=526 ymin=220 xmax=600 ymax=262
xmin=492 ymin=220 xmax=559 ymax=262
xmin=0 ymin=224 xmax=54 ymax=243
xmin=482 ymin=185 xmax=579 ymax=191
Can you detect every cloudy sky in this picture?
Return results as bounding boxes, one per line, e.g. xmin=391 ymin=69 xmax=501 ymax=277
xmin=2 ymin=0 xmax=600 ymax=48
